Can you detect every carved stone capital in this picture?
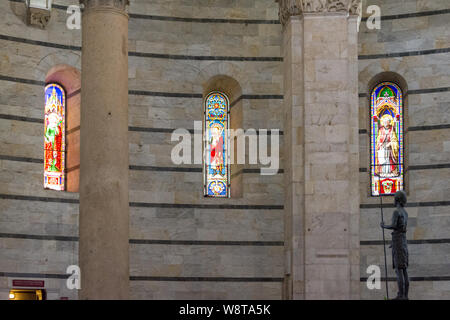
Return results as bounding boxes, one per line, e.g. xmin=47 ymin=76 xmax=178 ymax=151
xmin=26 ymin=7 xmax=51 ymax=29
xmin=275 ymin=0 xmax=362 ymax=25
xmin=80 ymin=0 xmax=129 ymax=12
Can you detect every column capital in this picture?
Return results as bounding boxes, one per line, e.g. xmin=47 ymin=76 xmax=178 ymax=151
xmin=80 ymin=0 xmax=129 ymax=12
xmin=275 ymin=0 xmax=361 ymax=25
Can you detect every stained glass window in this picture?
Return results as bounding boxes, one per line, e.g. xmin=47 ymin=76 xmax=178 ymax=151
xmin=204 ymin=92 xmax=230 ymax=197
xmin=44 ymin=83 xmax=66 ymax=191
xmin=370 ymin=82 xmax=404 ymax=196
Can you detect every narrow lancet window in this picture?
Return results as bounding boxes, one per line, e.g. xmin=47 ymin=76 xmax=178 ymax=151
xmin=204 ymin=92 xmax=230 ymax=197
xmin=44 ymin=83 xmax=66 ymax=191
xmin=371 ymin=82 xmax=404 ymax=196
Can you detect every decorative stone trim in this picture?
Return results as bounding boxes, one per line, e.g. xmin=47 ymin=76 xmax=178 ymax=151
xmin=79 ymin=0 xmax=129 ymax=11
xmin=275 ymin=0 xmax=362 ymax=25
xmin=26 ymin=3 xmax=52 ymax=29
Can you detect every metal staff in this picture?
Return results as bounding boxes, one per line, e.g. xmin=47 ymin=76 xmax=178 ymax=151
xmin=377 ymin=167 xmax=389 ymax=299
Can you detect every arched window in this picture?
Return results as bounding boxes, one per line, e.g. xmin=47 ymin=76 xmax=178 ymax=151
xmin=44 ymin=83 xmax=66 ymax=190
xmin=370 ymin=82 xmax=404 ymax=196
xmin=204 ymin=92 xmax=230 ymax=197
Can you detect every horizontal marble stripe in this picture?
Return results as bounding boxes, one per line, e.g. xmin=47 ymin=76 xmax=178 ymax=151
xmin=4 ymin=233 xmax=448 ymax=246
xmin=129 ymin=165 xmax=201 ymax=172
xmin=361 ymin=8 xmax=450 ymax=21
xmin=0 ymin=74 xmax=45 ymax=86
xmin=3 ymin=74 xmax=449 ymax=100
xmin=360 ymin=276 xmax=450 ymax=282
xmin=0 ymin=114 xmax=43 ymax=124
xmin=361 ymin=239 xmax=450 ymax=245
xmin=0 ymin=75 xmax=282 ymax=103
xmin=1 ymin=271 xmax=448 ymax=282
xmin=359 ymin=164 xmax=450 ymax=172
xmin=129 ymin=276 xmax=283 ymax=282
xmin=66 ymin=165 xmax=79 ymax=173
xmin=0 ymin=34 xmax=81 ymax=51
xmin=129 ymin=202 xmax=284 ymax=210
xmin=0 ymin=233 xmax=78 ymax=242
xmin=0 ymin=155 xmax=283 ymax=174
xmin=409 ymin=87 xmax=450 ymax=95
xmin=0 ymin=271 xmax=283 ymax=282
xmin=358 ymin=47 xmax=450 ymax=60
xmin=4 ymin=32 xmax=449 ymax=63
xmin=360 ymin=201 xmax=450 ymax=209
xmin=67 ymin=88 xmax=81 ymax=99
xmin=128 ymin=90 xmax=202 ymax=98
xmin=129 ymin=239 xmax=284 ymax=246
xmin=66 ymin=125 xmax=80 ymax=135
xmin=128 ymin=126 xmax=176 ymax=133
xmin=0 ymin=194 xmax=78 ymax=204
xmin=129 ymin=127 xmax=284 ymax=135
xmin=128 ymin=51 xmax=283 ymax=61
xmin=0 ymin=272 xmax=68 ymax=279
xmin=0 ymin=194 xmax=283 ymax=210
xmin=0 ymin=155 xmax=43 ymax=163
xmin=0 ymin=233 xmax=283 ymax=246
xmin=408 ymin=124 xmax=450 ymax=131
xmin=408 ymin=163 xmax=450 ymax=170
xmin=0 ymin=34 xmax=282 ymax=61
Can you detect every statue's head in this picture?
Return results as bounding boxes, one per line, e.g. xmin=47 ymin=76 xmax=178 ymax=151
xmin=394 ymin=190 xmax=407 ymax=206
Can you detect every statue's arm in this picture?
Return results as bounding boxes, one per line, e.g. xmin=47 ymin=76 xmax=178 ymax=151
xmin=381 ymin=210 xmax=399 ymax=229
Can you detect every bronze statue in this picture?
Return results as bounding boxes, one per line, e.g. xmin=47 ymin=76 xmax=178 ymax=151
xmin=380 ymin=190 xmax=409 ymax=300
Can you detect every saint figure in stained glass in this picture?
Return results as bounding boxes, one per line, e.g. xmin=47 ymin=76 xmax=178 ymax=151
xmin=370 ymin=82 xmax=404 ymax=196
xmin=44 ymin=83 xmax=65 ymax=191
xmin=375 ymin=114 xmax=399 ymax=176
xmin=204 ymin=92 xmax=230 ymax=197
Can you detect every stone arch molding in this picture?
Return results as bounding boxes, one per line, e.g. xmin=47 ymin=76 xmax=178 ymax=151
xmin=195 ymin=62 xmax=250 ymax=98
xmin=35 ymin=51 xmax=81 ymax=83
xmin=367 ymin=71 xmax=408 ymax=97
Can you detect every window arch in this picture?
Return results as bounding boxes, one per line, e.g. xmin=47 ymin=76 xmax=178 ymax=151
xmin=204 ymin=91 xmax=230 ymax=197
xmin=370 ymin=82 xmax=404 ymax=196
xmin=44 ymin=83 xmax=66 ymax=190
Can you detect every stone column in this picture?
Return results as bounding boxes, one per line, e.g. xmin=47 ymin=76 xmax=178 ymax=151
xmin=277 ymin=0 xmax=361 ymax=299
xmin=79 ymin=0 xmax=130 ymax=299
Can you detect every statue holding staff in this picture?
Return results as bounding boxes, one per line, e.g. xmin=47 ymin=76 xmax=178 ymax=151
xmin=380 ymin=190 xmax=410 ymax=300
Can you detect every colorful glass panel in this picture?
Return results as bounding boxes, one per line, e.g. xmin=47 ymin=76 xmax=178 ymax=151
xmin=204 ymin=92 xmax=230 ymax=197
xmin=370 ymin=82 xmax=404 ymax=196
xmin=44 ymin=83 xmax=65 ymax=191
